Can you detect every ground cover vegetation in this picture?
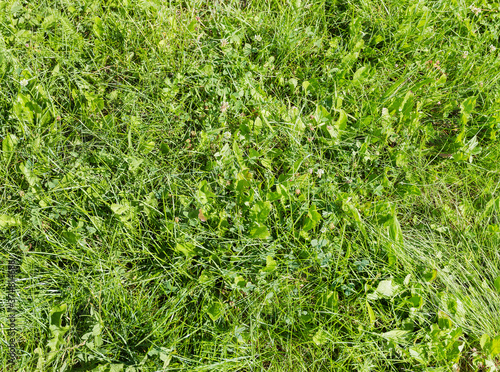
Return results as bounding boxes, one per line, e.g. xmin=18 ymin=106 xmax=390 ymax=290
xmin=1 ymin=0 xmax=500 ymax=370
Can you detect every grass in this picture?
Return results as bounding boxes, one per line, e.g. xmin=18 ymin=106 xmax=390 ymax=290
xmin=1 ymin=0 xmax=500 ymax=370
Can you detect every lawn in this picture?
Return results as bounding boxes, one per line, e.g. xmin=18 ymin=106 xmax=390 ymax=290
xmin=1 ymin=0 xmax=500 ymax=370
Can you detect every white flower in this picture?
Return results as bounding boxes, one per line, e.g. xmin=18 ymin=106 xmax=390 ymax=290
xmin=490 ymin=45 xmax=497 ymax=53
xmin=223 ymin=131 xmax=232 ymax=140
xmin=462 ymin=51 xmax=468 ymax=59
xmin=254 ymin=34 xmax=262 ymax=42
xmin=221 ymin=102 xmax=229 ymax=113
xmin=470 ymin=5 xmax=481 ymax=15
xmin=317 ymin=169 xmax=325 ymax=178
xmin=20 ymin=79 xmax=28 ymax=87
xmin=221 ymin=38 xmax=229 ymax=47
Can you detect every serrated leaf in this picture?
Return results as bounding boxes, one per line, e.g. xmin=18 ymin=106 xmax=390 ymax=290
xmin=47 ymin=303 xmax=70 ymax=359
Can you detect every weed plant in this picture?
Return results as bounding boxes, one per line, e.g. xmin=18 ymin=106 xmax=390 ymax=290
xmin=1 ymin=0 xmax=500 ymax=370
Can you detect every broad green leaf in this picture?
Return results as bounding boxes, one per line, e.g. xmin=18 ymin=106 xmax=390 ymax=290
xmin=374 ymin=34 xmax=384 ymax=44
xmin=435 ymin=74 xmax=447 ymax=87
xmin=353 ymin=65 xmax=369 ymax=84
xmin=175 ymin=242 xmax=197 ymax=258
xmin=313 ymin=329 xmax=328 ymax=346
xmin=423 ymin=268 xmax=437 ymax=282
xmin=187 ymin=19 xmax=197 ymax=32
xmin=249 ymin=222 xmax=270 ymax=239
xmin=336 ymin=109 xmax=348 ymax=130
xmin=2 ymin=133 xmax=18 ymax=159
xmin=47 ymin=303 xmax=70 ymax=362
xmin=303 ymin=204 xmax=321 ymax=231
xmin=253 ymin=117 xmax=262 ymax=134
xmin=299 ymin=310 xmax=313 ymax=323
xmin=206 ymin=302 xmax=224 ymax=321
xmin=381 ymin=107 xmax=392 ymax=127
xmin=139 ymin=140 xmax=155 ymax=154
xmin=381 ymin=329 xmax=410 ymax=342
xmin=494 ymin=276 xmax=500 ymax=293
xmin=232 ymin=139 xmax=245 ymax=168
xmin=437 ymin=310 xmax=452 ymax=329
xmin=260 ymin=157 xmax=272 ymax=170
xmin=93 ymin=16 xmax=104 ymax=37
xmin=234 ymin=275 xmax=246 ymax=288
xmin=0 ymin=215 xmax=21 ymax=230
xmin=263 ymin=255 xmax=277 ymax=272
xmin=143 ymin=192 xmax=158 ymax=217
xmin=127 ymin=156 xmax=143 ymax=173
xmin=490 ymin=336 xmax=500 ymax=356
xmin=480 ymin=334 xmax=491 ymax=349
xmin=321 ymin=122 xmax=338 ymax=140
xmin=62 ymin=231 xmax=79 ymax=244
xmin=408 ymin=296 xmax=423 ymax=309
xmin=250 ymin=201 xmax=271 ymax=223
xmin=13 ymin=93 xmax=35 ymax=123
xmin=319 ymin=290 xmax=338 ymax=309
xmin=19 ymin=162 xmax=39 ymax=186
xmin=312 ymin=329 xmax=328 ymax=346
xmin=460 ymin=96 xmax=476 ymax=126
xmin=111 ymin=204 xmax=129 ymax=215
xmin=110 ymin=364 xmax=124 ymax=372
xmin=376 ymin=280 xmax=399 ymax=298
xmin=366 ymin=301 xmax=376 ymax=325
xmin=42 ymin=14 xmax=57 ymax=29
xmin=197 ymin=180 xmax=215 ymax=205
